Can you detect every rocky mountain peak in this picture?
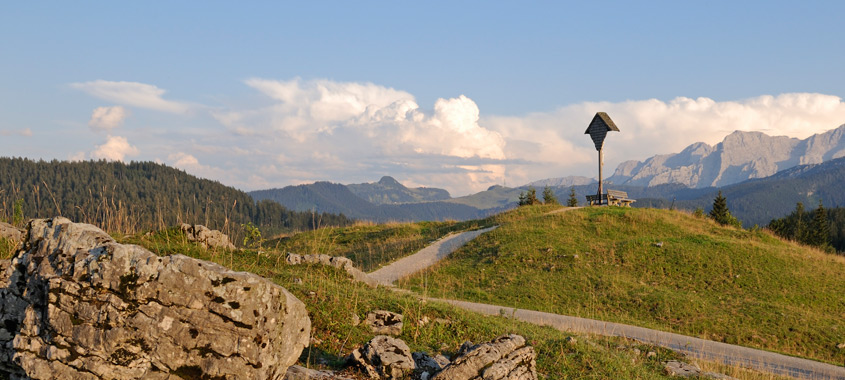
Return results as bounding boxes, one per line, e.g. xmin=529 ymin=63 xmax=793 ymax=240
xmin=607 ymin=125 xmax=845 ymax=189
xmin=378 ymin=176 xmax=403 ymax=187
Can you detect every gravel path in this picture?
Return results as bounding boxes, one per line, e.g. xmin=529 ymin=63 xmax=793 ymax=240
xmin=434 ymin=299 xmax=845 ymax=380
xmin=367 ymin=226 xmax=498 ymax=286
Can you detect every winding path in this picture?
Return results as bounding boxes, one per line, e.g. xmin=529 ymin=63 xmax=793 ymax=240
xmin=362 ymin=215 xmax=845 ymax=379
xmin=368 ymin=226 xmax=498 ymax=286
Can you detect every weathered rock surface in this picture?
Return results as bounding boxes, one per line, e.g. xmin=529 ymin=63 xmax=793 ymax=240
xmin=412 ymin=351 xmax=450 ymax=379
xmin=432 ymin=334 xmax=537 ymax=380
xmin=0 ymin=221 xmax=24 ymax=243
xmin=284 ymin=365 xmax=354 ymax=380
xmin=349 ymin=335 xmax=415 ymax=380
xmin=363 ymin=310 xmax=403 ymax=336
xmin=0 ymin=217 xmax=309 ymax=379
xmin=663 ymin=361 xmax=738 ymax=379
xmin=180 ymin=223 xmax=236 ymax=250
xmin=286 ymin=253 xmax=379 ymax=287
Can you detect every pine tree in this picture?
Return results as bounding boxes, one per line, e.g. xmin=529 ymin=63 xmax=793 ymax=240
xmin=709 ymin=190 xmax=728 ymax=223
xmin=709 ymin=190 xmax=741 ymax=227
xmin=567 ymin=186 xmax=578 ymax=207
xmin=792 ymin=202 xmax=806 ymax=242
xmin=809 ymin=200 xmax=832 ymax=250
xmin=542 ymin=186 xmax=558 ymax=205
xmin=524 ymin=186 xmax=540 ymax=205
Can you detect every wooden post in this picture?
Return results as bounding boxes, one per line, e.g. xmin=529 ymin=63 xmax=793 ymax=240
xmin=597 ymin=149 xmax=603 ymax=203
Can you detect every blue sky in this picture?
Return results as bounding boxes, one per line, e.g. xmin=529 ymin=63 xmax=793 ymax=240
xmin=2 ymin=2 xmax=845 ymax=195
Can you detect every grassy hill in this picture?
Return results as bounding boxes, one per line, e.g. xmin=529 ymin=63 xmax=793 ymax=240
xmin=107 ymin=226 xmax=784 ymax=379
xmin=401 ymin=205 xmax=845 ymax=365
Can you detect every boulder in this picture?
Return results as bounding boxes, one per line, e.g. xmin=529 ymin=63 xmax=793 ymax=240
xmin=349 ymin=335 xmax=415 ymax=380
xmin=0 ymin=217 xmax=309 ymax=379
xmin=432 ymin=334 xmax=537 ymax=380
xmin=0 ymin=221 xmax=23 ymax=243
xmin=180 ymin=223 xmax=236 ymax=250
xmin=363 ymin=310 xmax=404 ymax=336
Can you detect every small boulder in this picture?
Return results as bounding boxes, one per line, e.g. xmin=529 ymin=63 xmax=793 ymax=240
xmin=0 ymin=221 xmax=23 ymax=243
xmin=180 ymin=223 xmax=236 ymax=250
xmin=349 ymin=335 xmax=415 ymax=380
xmin=663 ymin=360 xmax=701 ymax=377
xmin=285 ymin=364 xmax=354 ymax=380
xmin=413 ymin=351 xmax=450 ymax=376
xmin=364 ymin=310 xmax=404 ymax=336
xmin=433 ymin=334 xmax=537 ymax=380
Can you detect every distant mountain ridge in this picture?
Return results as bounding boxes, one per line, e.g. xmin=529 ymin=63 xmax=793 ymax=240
xmin=347 ymin=176 xmax=450 ymax=205
xmin=607 ymin=124 xmax=845 ymax=188
xmin=249 ymin=181 xmax=485 ymax=223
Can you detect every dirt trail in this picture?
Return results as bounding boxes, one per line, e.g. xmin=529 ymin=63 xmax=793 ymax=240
xmin=367 ymin=226 xmax=498 ymax=286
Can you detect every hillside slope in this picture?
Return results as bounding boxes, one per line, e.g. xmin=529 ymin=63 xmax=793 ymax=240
xmin=402 ymin=205 xmax=845 ymax=365
xmin=0 ymin=157 xmax=351 ymax=236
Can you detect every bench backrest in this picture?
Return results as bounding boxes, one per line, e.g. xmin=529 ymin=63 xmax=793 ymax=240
xmin=607 ymin=190 xmax=629 ymax=199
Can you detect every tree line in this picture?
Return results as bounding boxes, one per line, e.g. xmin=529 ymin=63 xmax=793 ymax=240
xmin=0 ymin=158 xmax=352 ymax=239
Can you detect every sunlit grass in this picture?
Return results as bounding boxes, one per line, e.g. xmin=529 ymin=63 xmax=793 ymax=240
xmin=401 ymin=206 xmax=845 ymax=365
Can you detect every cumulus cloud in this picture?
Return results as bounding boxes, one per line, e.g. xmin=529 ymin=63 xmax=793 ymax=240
xmin=209 ymin=78 xmax=845 ymax=195
xmin=483 ymin=93 xmax=845 ymax=187
xmin=88 ymin=106 xmax=127 ymax=131
xmin=213 ymin=78 xmax=508 ymax=194
xmin=71 ymin=80 xmax=190 ymax=113
xmin=90 ymin=136 xmax=139 ymax=162
xmin=0 ymin=128 xmax=32 ymax=137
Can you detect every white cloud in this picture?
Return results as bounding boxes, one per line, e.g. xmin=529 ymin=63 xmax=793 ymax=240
xmin=483 ymin=93 xmax=845 ymax=187
xmin=71 ymin=80 xmax=190 ymax=113
xmin=88 ymin=106 xmax=127 ymax=131
xmin=0 ymin=128 xmax=32 ymax=137
xmin=212 ymin=78 xmax=508 ymax=194
xmin=90 ymin=136 xmax=139 ymax=162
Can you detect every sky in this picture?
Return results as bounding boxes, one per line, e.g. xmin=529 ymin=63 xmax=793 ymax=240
xmin=2 ymin=1 xmax=845 ymax=196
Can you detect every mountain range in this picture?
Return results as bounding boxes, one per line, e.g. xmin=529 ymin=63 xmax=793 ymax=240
xmin=606 ymin=124 xmax=845 ymax=188
xmin=249 ymin=125 xmax=845 ymax=226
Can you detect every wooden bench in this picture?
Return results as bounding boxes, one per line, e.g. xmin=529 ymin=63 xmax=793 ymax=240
xmin=585 ymin=193 xmax=608 ymax=206
xmin=607 ymin=190 xmax=635 ymax=207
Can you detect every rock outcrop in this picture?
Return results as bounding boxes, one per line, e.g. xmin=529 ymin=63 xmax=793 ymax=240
xmin=349 ymin=335 xmax=415 ymax=380
xmin=363 ymin=310 xmax=403 ymax=336
xmin=0 ymin=222 xmax=23 ymax=243
xmin=285 ymin=253 xmax=379 ymax=287
xmin=180 ymin=223 xmax=236 ymax=250
xmin=0 ymin=217 xmax=310 ymax=379
xmin=432 ymin=334 xmax=537 ymax=380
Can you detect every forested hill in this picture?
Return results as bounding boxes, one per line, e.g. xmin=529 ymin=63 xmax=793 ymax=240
xmin=0 ymin=158 xmax=352 ymax=237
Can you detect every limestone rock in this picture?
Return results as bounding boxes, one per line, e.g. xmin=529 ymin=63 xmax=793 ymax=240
xmin=0 ymin=217 xmax=309 ymax=380
xmin=432 ymin=334 xmax=537 ymax=380
xmin=663 ymin=361 xmax=738 ymax=379
xmin=285 ymin=253 xmax=379 ymax=287
xmin=663 ymin=361 xmax=701 ymax=377
xmin=180 ymin=223 xmax=236 ymax=250
xmin=0 ymin=221 xmax=24 ymax=243
xmin=363 ymin=310 xmax=403 ymax=336
xmin=349 ymin=335 xmax=414 ymax=380
xmin=284 ymin=365 xmax=354 ymax=380
xmin=413 ymin=351 xmax=450 ymax=378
